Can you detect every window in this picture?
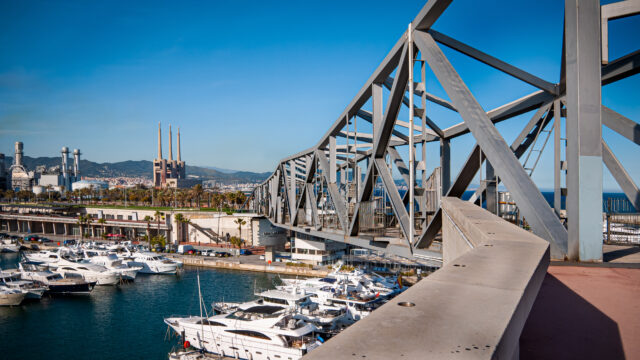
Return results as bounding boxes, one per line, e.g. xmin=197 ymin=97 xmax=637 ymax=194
xmin=196 ymin=319 xmax=226 ymax=326
xmin=225 ymin=330 xmax=271 ymax=340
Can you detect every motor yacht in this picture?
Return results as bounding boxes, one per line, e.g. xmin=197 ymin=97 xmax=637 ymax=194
xmin=18 ymin=262 xmax=96 ymax=295
xmin=165 ymin=306 xmax=321 ymax=360
xmin=55 ymin=262 xmax=120 ymax=286
xmin=125 ymin=252 xmax=180 ymax=274
xmin=81 ymin=250 xmax=142 ymax=281
xmin=0 ymin=239 xmax=20 ymax=253
xmin=0 ymin=270 xmax=47 ymax=300
xmin=0 ymin=285 xmax=26 ymax=306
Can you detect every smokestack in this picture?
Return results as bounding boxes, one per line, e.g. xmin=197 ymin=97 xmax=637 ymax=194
xmin=14 ymin=142 xmax=23 ymax=166
xmin=157 ymin=122 xmax=162 ymax=160
xmin=168 ymin=124 xmax=173 ymax=161
xmin=73 ymin=149 xmax=81 ymax=177
xmin=177 ymin=127 xmax=181 ymax=162
xmin=61 ymin=147 xmax=69 ymax=179
xmin=0 ymin=153 xmax=5 ymax=178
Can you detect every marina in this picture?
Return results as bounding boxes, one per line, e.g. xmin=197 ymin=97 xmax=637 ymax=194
xmin=0 ymin=252 xmax=285 ymax=360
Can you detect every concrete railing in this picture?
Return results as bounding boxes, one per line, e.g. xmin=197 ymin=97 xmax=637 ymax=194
xmin=304 ymin=197 xmax=549 ymax=359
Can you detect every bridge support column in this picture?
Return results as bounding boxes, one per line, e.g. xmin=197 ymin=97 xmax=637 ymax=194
xmin=486 ymin=161 xmax=497 ymax=215
xmin=565 ymin=0 xmax=603 ymax=261
xmin=440 ymin=138 xmax=450 ymax=195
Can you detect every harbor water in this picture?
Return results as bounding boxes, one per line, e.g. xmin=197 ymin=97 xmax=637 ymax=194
xmin=0 ymin=253 xmax=281 ymax=360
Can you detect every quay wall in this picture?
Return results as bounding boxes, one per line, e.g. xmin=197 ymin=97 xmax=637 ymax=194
xmin=168 ymin=255 xmax=329 ymax=277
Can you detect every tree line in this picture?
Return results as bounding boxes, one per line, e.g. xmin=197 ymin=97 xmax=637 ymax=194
xmin=0 ymin=184 xmax=248 ymax=210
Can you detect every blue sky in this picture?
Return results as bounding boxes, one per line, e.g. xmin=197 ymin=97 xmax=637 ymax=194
xmin=0 ymin=0 xmax=637 ymax=190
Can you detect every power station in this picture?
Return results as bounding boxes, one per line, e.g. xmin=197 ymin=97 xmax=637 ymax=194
xmin=153 ymin=122 xmax=190 ymax=188
xmin=1 ymin=142 xmax=81 ymax=192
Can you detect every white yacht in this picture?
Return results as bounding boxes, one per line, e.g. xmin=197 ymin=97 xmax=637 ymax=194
xmin=0 ymin=285 xmax=26 ymax=306
xmin=81 ymin=251 xmax=142 ymax=280
xmin=232 ymin=289 xmax=350 ymax=332
xmin=0 ymin=271 xmax=47 ymax=300
xmin=0 ymin=239 xmax=20 ymax=253
xmin=18 ymin=262 xmax=96 ymax=295
xmin=55 ymin=262 xmax=120 ymax=286
xmin=126 ymin=252 xmax=180 ymax=274
xmin=165 ymin=306 xmax=321 ymax=360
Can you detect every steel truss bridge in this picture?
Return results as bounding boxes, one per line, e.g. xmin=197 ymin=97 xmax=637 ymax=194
xmin=249 ymin=0 xmax=639 ymax=262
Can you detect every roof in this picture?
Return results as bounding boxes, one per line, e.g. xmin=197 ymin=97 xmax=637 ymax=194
xmin=241 ymin=305 xmax=284 ymax=315
xmin=259 ymin=289 xmax=309 ymax=301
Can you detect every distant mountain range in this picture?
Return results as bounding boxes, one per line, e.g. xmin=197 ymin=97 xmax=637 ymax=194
xmin=2 ymin=156 xmax=270 ymax=184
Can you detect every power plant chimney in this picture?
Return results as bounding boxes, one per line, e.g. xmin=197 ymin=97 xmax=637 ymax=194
xmin=168 ymin=124 xmax=173 ymax=161
xmin=177 ymin=127 xmax=181 ymax=162
xmin=157 ymin=122 xmax=163 ymax=160
xmin=61 ymin=147 xmax=69 ymax=180
xmin=73 ymin=149 xmax=81 ymax=177
xmin=14 ymin=142 xmax=23 ymax=166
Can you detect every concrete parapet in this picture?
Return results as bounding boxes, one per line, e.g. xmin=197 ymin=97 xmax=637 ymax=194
xmin=304 ymin=197 xmax=549 ymax=359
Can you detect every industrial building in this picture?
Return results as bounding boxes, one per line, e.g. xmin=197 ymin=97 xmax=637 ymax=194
xmin=5 ymin=141 xmax=81 ymax=192
xmin=153 ymin=123 xmax=193 ymax=188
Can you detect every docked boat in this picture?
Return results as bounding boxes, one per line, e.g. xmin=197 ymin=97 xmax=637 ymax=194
xmin=0 ymin=239 xmax=20 ymax=253
xmin=228 ymin=289 xmax=350 ymax=332
xmin=125 ymin=252 xmax=180 ymax=274
xmin=55 ymin=262 xmax=120 ymax=286
xmin=0 ymin=271 xmax=47 ymax=300
xmin=81 ymin=251 xmax=142 ymax=281
xmin=18 ymin=262 xmax=96 ymax=295
xmin=0 ymin=285 xmax=26 ymax=306
xmin=165 ymin=307 xmax=321 ymax=360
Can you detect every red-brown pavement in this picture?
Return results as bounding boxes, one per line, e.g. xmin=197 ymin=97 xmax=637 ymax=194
xmin=521 ymin=265 xmax=640 ymax=360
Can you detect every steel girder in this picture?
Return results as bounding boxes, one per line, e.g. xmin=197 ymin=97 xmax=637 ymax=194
xmin=246 ymin=0 xmax=638 ymax=261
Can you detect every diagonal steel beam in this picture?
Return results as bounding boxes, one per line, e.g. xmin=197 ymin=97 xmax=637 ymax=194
xmin=602 ymin=139 xmax=640 ymax=211
xmin=350 ymin=44 xmax=411 ymax=236
xmin=602 ymin=105 xmax=640 ymax=146
xmin=374 ymin=157 xmax=412 ymax=246
xmin=469 ymin=103 xmax=554 ymax=204
xmin=291 ymin=154 xmax=316 ymax=226
xmin=415 ymin=30 xmax=568 ymax=255
xmin=374 ymin=45 xmax=410 ymax=157
xmin=429 ymin=29 xmax=558 ymax=95
xmin=412 ymin=0 xmax=453 ymax=31
xmin=601 ymin=50 xmax=640 ymax=86
xmin=315 ymin=149 xmax=349 ymax=232
xmin=305 ymin=183 xmax=321 ymax=229
xmin=443 ymin=90 xmax=554 ymax=139
xmin=385 ymin=76 xmax=458 ymax=112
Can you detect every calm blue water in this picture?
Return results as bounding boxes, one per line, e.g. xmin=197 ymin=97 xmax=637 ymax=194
xmin=0 ymin=254 xmax=280 ymax=360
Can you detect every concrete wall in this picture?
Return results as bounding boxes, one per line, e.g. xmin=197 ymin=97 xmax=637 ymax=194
xmin=304 ymin=198 xmax=549 ymax=360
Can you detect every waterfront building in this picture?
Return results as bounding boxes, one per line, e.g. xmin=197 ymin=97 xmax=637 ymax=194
xmin=291 ymin=232 xmax=347 ymax=266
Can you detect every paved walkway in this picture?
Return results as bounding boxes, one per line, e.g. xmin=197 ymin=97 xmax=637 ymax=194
xmin=521 ymin=266 xmax=640 ymax=359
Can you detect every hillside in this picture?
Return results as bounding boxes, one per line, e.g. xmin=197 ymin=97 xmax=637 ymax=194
xmin=2 ymin=156 xmax=270 ymax=183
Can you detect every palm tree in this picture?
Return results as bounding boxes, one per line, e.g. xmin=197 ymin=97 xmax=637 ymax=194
xmin=154 ymin=210 xmax=163 ymax=242
xmin=77 ymin=214 xmax=93 ymax=239
xmin=97 ymin=218 xmax=107 ymax=238
xmin=234 ymin=218 xmax=246 ymax=244
xmin=143 ymin=215 xmax=152 ymax=240
xmin=192 ymin=184 xmax=204 ymax=208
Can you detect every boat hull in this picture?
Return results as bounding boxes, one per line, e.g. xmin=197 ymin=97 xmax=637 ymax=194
xmin=47 ymin=282 xmax=96 ymax=295
xmin=0 ymin=292 xmax=26 ymax=306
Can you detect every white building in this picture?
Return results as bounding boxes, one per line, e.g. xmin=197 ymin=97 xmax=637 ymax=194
xmin=291 ymin=232 xmax=347 ymax=266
